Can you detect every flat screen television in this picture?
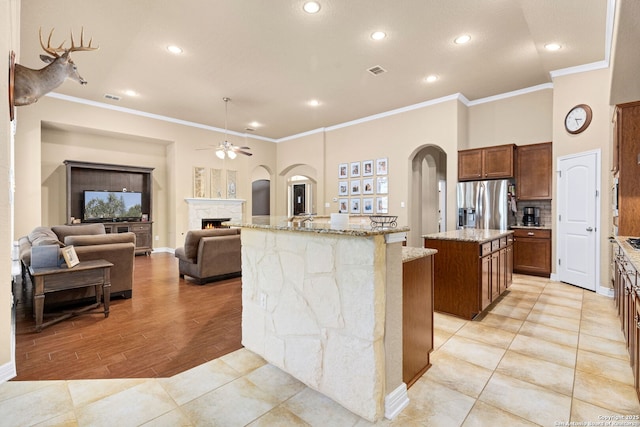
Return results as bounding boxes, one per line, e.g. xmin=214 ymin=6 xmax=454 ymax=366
xmin=83 ymin=190 xmax=143 ymax=222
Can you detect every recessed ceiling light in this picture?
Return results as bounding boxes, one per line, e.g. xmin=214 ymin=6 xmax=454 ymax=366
xmin=124 ymin=90 xmax=138 ymax=97
xmin=454 ymin=34 xmax=471 ymax=44
xmin=303 ymin=1 xmax=321 ymax=13
xmin=545 ymin=43 xmax=561 ymax=51
xmin=308 ymin=99 xmax=320 ymax=107
xmin=371 ymin=31 xmax=386 ymax=41
xmin=167 ymin=45 xmax=183 ymax=54
xmin=425 ymin=75 xmax=438 ymax=83
xmin=249 ymin=121 xmax=261 ymax=128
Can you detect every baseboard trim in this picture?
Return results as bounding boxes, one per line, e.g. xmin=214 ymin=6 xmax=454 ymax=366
xmin=385 ymin=383 xmax=409 ymax=420
xmin=151 ymin=247 xmax=174 ymax=254
xmin=597 ymin=285 xmax=614 ymax=297
xmin=0 ymin=361 xmax=16 ymax=384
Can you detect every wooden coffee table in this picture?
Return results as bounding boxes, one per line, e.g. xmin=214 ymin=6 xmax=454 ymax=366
xmin=29 ymin=259 xmax=113 ymax=332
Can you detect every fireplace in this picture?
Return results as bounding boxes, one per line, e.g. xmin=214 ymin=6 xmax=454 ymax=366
xmin=185 ymin=198 xmax=245 ymax=230
xmin=202 ymin=218 xmax=231 ymax=229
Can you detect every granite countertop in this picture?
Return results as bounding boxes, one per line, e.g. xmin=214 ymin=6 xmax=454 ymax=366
xmin=422 ymin=228 xmax=513 ymax=243
xmin=615 ymin=236 xmax=640 ymax=268
xmin=226 ymin=216 xmax=410 ymax=237
xmin=402 ymin=247 xmax=437 ymax=262
xmin=511 ymin=225 xmax=552 ymax=230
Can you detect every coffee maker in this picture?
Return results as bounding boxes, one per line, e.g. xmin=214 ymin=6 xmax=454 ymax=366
xmin=523 ymin=207 xmax=540 ymax=226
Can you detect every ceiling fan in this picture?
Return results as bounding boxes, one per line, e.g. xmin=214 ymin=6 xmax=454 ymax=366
xmin=200 ymin=97 xmax=253 ymax=159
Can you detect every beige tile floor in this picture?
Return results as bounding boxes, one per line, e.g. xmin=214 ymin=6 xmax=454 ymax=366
xmin=1 ymin=274 xmax=639 ymax=426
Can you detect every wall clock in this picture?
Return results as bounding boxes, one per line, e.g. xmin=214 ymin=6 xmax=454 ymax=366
xmin=564 ymin=104 xmax=592 ymax=134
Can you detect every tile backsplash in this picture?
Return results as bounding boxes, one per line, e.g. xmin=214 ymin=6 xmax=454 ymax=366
xmin=513 ymin=200 xmax=552 ymax=227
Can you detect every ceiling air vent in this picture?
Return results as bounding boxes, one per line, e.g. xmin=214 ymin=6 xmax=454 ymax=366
xmin=367 ymin=65 xmax=387 ymax=76
xmin=104 ymin=93 xmax=121 ymax=101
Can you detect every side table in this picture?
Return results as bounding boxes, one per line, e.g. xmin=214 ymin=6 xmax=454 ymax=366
xmin=29 ymin=259 xmax=113 ymax=332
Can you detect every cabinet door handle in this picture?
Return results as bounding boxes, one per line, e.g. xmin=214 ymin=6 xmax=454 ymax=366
xmin=586 ymin=227 xmax=593 ymax=232
xmin=527 ymin=232 xmax=534 ymax=236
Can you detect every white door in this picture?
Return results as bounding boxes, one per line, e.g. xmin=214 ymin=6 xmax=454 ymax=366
xmin=557 ymin=150 xmax=599 ymax=291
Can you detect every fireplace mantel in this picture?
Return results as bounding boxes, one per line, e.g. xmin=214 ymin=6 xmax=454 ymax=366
xmin=185 ymin=198 xmax=245 ymax=230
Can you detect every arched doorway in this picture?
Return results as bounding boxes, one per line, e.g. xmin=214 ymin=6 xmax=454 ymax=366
xmin=251 ymin=165 xmax=272 ymax=216
xmin=279 ymin=164 xmax=318 ymax=217
xmin=408 ymin=145 xmax=447 ymax=247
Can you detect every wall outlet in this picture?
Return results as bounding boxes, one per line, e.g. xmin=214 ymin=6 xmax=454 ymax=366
xmin=155 ymin=235 xmax=160 ymax=241
xmin=325 ymin=202 xmax=330 ymax=208
xmin=260 ymin=292 xmax=267 ymax=309
xmin=400 ymin=201 xmax=405 ymax=208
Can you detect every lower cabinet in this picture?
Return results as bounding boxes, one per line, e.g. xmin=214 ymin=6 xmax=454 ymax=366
xmin=424 ymin=234 xmax=513 ymax=320
xmin=402 ymin=253 xmax=434 ymax=388
xmin=103 ymin=221 xmax=153 ymax=255
xmin=513 ymin=228 xmax=551 ymax=277
xmin=613 ymin=241 xmax=640 ymax=401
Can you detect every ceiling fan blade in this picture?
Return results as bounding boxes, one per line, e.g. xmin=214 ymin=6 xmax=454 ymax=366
xmin=238 ymin=146 xmax=251 ymax=150
xmin=195 ymin=147 xmax=213 ymax=151
xmin=235 ymin=150 xmax=253 ymax=156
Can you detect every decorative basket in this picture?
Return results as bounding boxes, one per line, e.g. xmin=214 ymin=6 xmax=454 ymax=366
xmin=370 ymin=215 xmax=398 ymax=229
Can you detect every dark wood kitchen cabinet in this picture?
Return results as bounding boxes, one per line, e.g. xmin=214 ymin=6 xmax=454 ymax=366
xmin=516 ymin=142 xmax=552 ymax=200
xmin=615 ymin=101 xmax=640 ymax=236
xmin=402 ymin=252 xmax=434 ymax=388
xmin=513 ymin=228 xmax=551 ymax=277
xmin=424 ymin=232 xmax=512 ymax=320
xmin=458 ymin=144 xmax=516 ymax=181
xmin=612 ymin=240 xmax=640 ymax=400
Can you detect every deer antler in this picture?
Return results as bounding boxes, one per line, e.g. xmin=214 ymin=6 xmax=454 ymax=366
xmin=39 ymin=27 xmax=99 ymax=57
xmin=39 ymin=28 xmax=65 ymax=57
xmin=69 ymin=27 xmax=99 ymax=52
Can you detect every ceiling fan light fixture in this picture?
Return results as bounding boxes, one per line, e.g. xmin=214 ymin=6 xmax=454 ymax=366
xmin=227 ymin=150 xmax=237 ymax=160
xmin=215 ymin=149 xmax=225 ymax=159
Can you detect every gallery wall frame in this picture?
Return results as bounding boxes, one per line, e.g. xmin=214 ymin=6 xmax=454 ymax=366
xmin=193 ymin=167 xmax=207 ymax=198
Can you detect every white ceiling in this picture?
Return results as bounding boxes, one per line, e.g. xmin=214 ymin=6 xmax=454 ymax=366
xmin=18 ymin=0 xmax=617 ymax=140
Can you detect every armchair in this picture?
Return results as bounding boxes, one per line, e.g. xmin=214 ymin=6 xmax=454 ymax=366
xmin=175 ymin=228 xmax=241 ymax=284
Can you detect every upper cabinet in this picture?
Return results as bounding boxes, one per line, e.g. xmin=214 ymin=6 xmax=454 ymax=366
xmin=616 ymin=101 xmax=640 ymax=236
xmin=458 ymin=144 xmax=516 ymax=181
xmin=516 ymin=142 xmax=552 ymax=200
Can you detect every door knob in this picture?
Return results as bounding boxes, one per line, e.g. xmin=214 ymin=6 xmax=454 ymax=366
xmin=586 ymin=227 xmax=594 ymax=232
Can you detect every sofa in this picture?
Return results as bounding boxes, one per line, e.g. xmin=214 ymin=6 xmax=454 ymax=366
xmin=18 ymin=223 xmax=136 ymax=306
xmin=174 ymin=228 xmax=241 ymax=284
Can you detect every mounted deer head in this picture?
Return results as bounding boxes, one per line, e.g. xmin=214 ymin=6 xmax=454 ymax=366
xmin=13 ymin=28 xmax=99 ymax=106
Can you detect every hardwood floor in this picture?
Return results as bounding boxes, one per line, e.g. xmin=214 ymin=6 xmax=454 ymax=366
xmin=12 ymin=253 xmax=243 ymax=381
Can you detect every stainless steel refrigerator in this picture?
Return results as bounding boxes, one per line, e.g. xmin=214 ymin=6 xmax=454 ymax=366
xmin=457 ymin=179 xmax=511 ymax=230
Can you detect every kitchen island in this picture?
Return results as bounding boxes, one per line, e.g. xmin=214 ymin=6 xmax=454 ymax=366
xmin=228 ymin=216 xmax=410 ymax=422
xmin=424 ymin=229 xmax=514 ymax=320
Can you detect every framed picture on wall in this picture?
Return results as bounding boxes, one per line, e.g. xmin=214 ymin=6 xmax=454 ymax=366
xmin=363 ymin=198 xmax=374 ymax=214
xmin=362 ymin=178 xmax=374 ymax=195
xmin=193 ymin=167 xmax=207 ymax=198
xmin=376 ymin=196 xmax=388 ymax=214
xmin=376 ymin=176 xmax=388 ymax=194
xmin=210 ymin=168 xmax=223 ymax=198
xmin=362 ymin=160 xmax=374 ymax=176
xmin=350 ymin=179 xmax=361 ymax=195
xmin=339 ymin=163 xmax=348 ymax=179
xmin=339 ymin=198 xmax=349 ymax=213
xmin=338 ymin=181 xmax=348 ymax=196
xmin=376 ymin=158 xmax=388 ymax=175
xmin=350 ymin=161 xmax=361 ymax=177
xmin=350 ymin=198 xmax=361 ymax=214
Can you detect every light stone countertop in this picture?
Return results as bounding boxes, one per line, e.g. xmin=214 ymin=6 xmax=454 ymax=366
xmin=511 ymin=225 xmax=552 ymax=230
xmin=226 ymin=216 xmax=410 ymax=237
xmin=402 ymin=247 xmax=437 ymax=263
xmin=615 ymin=236 xmax=640 ymax=268
xmin=422 ymin=228 xmax=513 ymax=243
